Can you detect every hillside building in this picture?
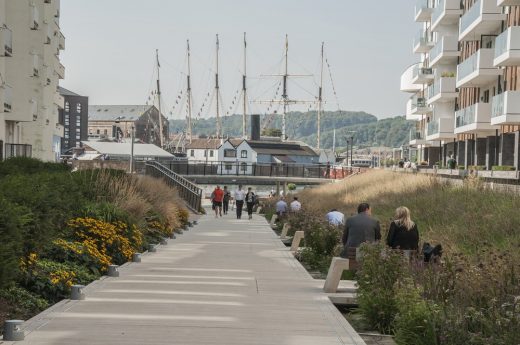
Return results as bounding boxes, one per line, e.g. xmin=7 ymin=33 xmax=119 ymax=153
xmin=401 ymin=0 xmax=520 ymax=169
xmin=0 ymin=0 xmax=65 ymax=161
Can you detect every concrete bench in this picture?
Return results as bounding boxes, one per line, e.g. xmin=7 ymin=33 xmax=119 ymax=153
xmin=256 ymin=206 xmax=263 ymax=214
xmin=323 ymin=257 xmax=350 ymax=293
xmin=269 ymin=214 xmax=278 ymax=229
xmin=280 ymin=223 xmax=290 ymax=239
xmin=290 ymin=231 xmax=304 ymax=252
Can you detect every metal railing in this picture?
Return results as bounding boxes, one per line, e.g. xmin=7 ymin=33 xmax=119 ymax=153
xmin=145 ymin=160 xmax=203 ymax=213
xmin=162 ymin=160 xmax=352 ymax=179
xmin=5 ymin=143 xmax=32 ymax=159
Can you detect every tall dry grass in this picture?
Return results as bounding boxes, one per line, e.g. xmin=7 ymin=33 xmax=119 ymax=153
xmin=91 ymin=170 xmax=186 ymax=229
xmin=298 ymin=170 xmax=520 ymax=255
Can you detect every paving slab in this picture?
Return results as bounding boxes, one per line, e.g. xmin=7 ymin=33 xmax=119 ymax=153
xmin=3 ymin=212 xmax=365 ymax=345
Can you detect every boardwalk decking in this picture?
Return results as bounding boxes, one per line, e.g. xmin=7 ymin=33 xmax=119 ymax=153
xmin=5 ymin=213 xmax=365 ymax=345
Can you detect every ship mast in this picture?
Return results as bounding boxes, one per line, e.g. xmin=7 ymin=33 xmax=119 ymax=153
xmin=282 ymin=34 xmax=288 ymax=142
xmin=317 ymin=42 xmax=324 ymax=150
xmin=186 ymin=40 xmax=193 ymax=144
xmin=242 ymin=32 xmax=247 ymax=139
xmin=215 ymin=34 xmax=222 ymax=138
xmin=156 ymin=49 xmax=164 ymax=147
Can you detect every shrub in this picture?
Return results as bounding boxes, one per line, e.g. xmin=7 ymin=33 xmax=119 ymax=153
xmin=287 ymin=183 xmax=297 ymax=191
xmin=491 ymin=165 xmax=516 ymax=171
xmin=356 ymin=242 xmax=408 ymax=334
xmin=0 ymin=286 xmax=49 ymax=324
xmin=20 ymin=258 xmax=97 ymax=302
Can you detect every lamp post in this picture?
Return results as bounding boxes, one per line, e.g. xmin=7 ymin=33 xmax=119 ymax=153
xmin=129 ymin=126 xmax=135 ymax=173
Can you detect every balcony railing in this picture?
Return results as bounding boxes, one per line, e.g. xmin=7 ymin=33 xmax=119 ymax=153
xmin=429 ymin=36 xmax=459 ymax=64
xmin=494 ymin=26 xmax=520 ymax=66
xmin=460 ymin=0 xmax=482 ymax=35
xmin=415 ymin=0 xmax=434 ymax=20
xmin=5 ymin=144 xmax=32 ymax=159
xmin=2 ymin=26 xmax=12 ymax=57
xmin=455 ymin=104 xmax=476 ymax=127
xmin=414 ymin=30 xmax=434 ymax=51
xmin=413 ymin=66 xmax=433 ymax=79
xmin=492 ymin=92 xmax=505 ymax=118
xmin=457 ymin=50 xmax=479 ymax=82
xmin=427 ymin=120 xmax=440 ymax=135
xmin=432 ymin=0 xmax=463 ymax=28
xmin=410 ymin=129 xmax=424 ymax=140
xmin=412 ymin=95 xmax=428 ymax=108
xmin=2 ymin=84 xmax=12 ymax=113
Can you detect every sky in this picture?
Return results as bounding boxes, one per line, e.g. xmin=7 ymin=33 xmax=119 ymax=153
xmin=59 ymin=1 xmax=418 ymax=120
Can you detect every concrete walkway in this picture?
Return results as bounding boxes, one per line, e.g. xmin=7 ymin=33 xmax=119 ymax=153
xmin=6 ymin=212 xmax=365 ymax=345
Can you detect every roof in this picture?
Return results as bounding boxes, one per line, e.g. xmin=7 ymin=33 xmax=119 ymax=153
xmin=229 ymin=138 xmax=244 ymax=147
xmin=88 ymin=105 xmax=154 ymax=122
xmin=81 ymin=141 xmax=174 ymax=158
xmin=245 ymin=140 xmax=318 ymax=157
xmin=58 ymin=87 xmax=82 ymax=97
xmin=273 ymin=155 xmax=295 ymax=163
xmin=185 ymin=138 xmax=223 ymax=150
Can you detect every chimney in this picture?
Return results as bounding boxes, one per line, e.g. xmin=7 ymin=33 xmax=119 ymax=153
xmin=251 ymin=114 xmax=260 ymax=141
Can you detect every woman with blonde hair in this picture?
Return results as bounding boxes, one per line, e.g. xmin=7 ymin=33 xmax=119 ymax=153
xmin=386 ymin=206 xmax=419 ymax=250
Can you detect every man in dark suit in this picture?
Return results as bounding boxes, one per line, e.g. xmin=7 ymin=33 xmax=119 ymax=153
xmin=342 ymin=203 xmax=381 ymax=253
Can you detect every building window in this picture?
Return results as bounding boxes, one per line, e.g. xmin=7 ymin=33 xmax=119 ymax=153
xmin=225 ymin=163 xmax=232 ymax=171
xmin=210 ymin=150 xmax=214 ymax=157
xmin=96 ymin=129 xmax=100 ymax=134
xmin=64 ymin=102 xmax=69 ymax=113
xmin=224 ymin=149 xmax=236 ymax=158
xmin=103 ymin=129 xmax=107 ymax=135
xmin=241 ymin=150 xmax=247 ymax=158
xmin=203 ymin=150 xmax=207 ymax=157
xmin=76 ymin=134 xmax=80 ymax=140
xmin=76 ymin=103 xmax=82 ymax=113
xmin=190 ymin=150 xmax=194 ymax=157
xmin=240 ymin=162 xmax=247 ymax=172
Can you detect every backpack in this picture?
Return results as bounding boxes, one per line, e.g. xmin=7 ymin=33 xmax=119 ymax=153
xmin=246 ymin=192 xmax=255 ymax=203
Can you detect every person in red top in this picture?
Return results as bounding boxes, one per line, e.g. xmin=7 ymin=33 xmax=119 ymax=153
xmin=212 ymin=185 xmax=225 ymax=218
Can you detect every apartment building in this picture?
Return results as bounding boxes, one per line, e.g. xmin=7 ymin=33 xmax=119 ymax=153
xmin=58 ymin=87 xmax=88 ymax=154
xmin=0 ymin=0 xmax=65 ymax=161
xmin=401 ymin=0 xmax=520 ymax=170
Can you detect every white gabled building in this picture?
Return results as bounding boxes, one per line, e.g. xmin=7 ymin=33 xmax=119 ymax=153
xmin=185 ymin=138 xmax=221 ymax=162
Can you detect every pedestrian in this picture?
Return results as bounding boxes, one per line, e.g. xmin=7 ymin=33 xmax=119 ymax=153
xmin=341 ymin=203 xmax=381 ymax=257
xmin=326 ymin=209 xmax=345 ymax=226
xmin=222 ymin=186 xmax=231 ymax=215
xmin=386 ymin=206 xmax=419 ymax=251
xmin=447 ymin=155 xmax=456 ymax=169
xmin=245 ymin=187 xmax=256 ymax=220
xmin=212 ymin=185 xmax=224 ymax=218
xmin=290 ymin=196 xmax=301 ymax=212
xmin=234 ymin=185 xmax=246 ymax=219
xmin=275 ymin=197 xmax=288 ymax=217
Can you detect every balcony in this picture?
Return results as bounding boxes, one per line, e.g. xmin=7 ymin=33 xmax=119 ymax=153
xmin=54 ymin=92 xmax=64 ymax=109
xmin=432 ymin=0 xmax=463 ymax=31
xmin=497 ymin=0 xmax=520 ymax=5
xmin=415 ymin=0 xmax=434 ymax=22
xmin=407 ymin=95 xmax=433 ymax=119
xmin=494 ymin=26 xmax=520 ymax=67
xmin=454 ymin=102 xmax=496 ymax=134
xmin=459 ymin=0 xmax=506 ymax=41
xmin=2 ymin=84 xmax=12 ymax=113
xmin=58 ymin=31 xmax=65 ymax=50
xmin=409 ymin=129 xmax=429 ymax=146
xmin=427 ymin=77 xmax=458 ymax=104
xmin=55 ymin=59 xmax=65 ymax=79
xmin=1 ymin=26 xmax=13 ymax=57
xmin=5 ymin=144 xmax=32 ymax=159
xmin=426 ymin=117 xmax=456 ymax=140
xmin=400 ymin=63 xmax=423 ymax=93
xmin=413 ymin=29 xmax=434 ymax=54
xmin=456 ymin=48 xmax=502 ymax=88
xmin=491 ymin=91 xmax=520 ymax=125
xmin=429 ymin=36 xmax=460 ymax=67
xmin=412 ymin=66 xmax=435 ymax=84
